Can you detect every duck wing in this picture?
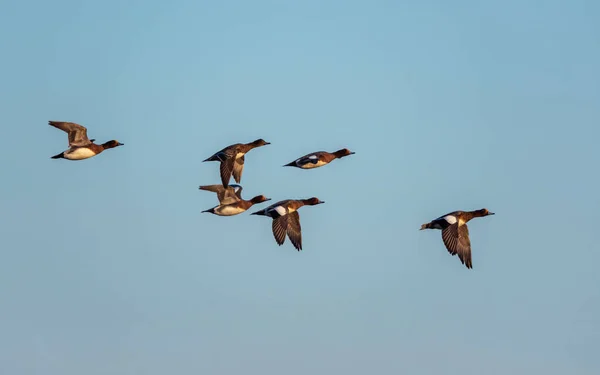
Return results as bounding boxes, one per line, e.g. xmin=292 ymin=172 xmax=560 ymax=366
xmin=232 ymin=155 xmax=244 ymax=183
xmin=219 ymin=154 xmax=236 ymax=187
xmin=286 ymin=211 xmax=302 ymax=251
xmin=199 ymin=184 xmax=242 ymax=205
xmin=441 ymin=223 xmax=473 ymax=269
xmin=272 ymin=215 xmax=288 ymax=246
xmin=48 ymin=121 xmax=91 ymax=147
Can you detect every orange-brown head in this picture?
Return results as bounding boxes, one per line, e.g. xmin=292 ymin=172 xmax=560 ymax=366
xmin=101 ymin=140 xmax=124 ymax=149
xmin=250 ymin=195 xmax=271 ymax=204
xmin=333 ymin=148 xmax=355 ymax=159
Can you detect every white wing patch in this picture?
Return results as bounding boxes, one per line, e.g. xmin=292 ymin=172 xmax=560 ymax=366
xmin=273 ymin=206 xmax=287 ymax=216
xmin=443 ymin=215 xmax=457 ymax=225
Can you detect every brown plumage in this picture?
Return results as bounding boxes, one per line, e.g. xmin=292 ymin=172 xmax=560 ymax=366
xmin=199 ymin=184 xmax=244 ymax=205
xmin=420 ymin=208 xmax=495 ymax=269
xmin=202 ymin=139 xmax=270 ymax=187
xmin=202 ymin=195 xmax=271 ymax=216
xmin=48 ymin=121 xmax=123 ymax=160
xmin=283 ymin=148 xmax=355 ymax=169
xmin=250 ymin=197 xmax=324 ymax=251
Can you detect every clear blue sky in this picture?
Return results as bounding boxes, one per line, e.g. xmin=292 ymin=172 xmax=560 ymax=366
xmin=1 ymin=0 xmax=598 ymax=374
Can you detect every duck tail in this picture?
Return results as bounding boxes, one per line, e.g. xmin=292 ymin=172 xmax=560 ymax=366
xmin=201 ymin=207 xmax=215 ymax=214
xmin=51 ymin=152 xmax=65 ymax=159
xmin=283 ymin=161 xmax=295 ymax=167
xmin=420 ymin=222 xmax=432 ymax=230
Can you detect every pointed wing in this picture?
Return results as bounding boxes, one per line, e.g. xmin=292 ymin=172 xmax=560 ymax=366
xmin=48 ymin=121 xmax=91 ymax=146
xmin=199 ymin=184 xmax=241 ymax=205
xmin=219 ymin=156 xmax=235 ymax=187
xmin=233 ymin=155 xmax=245 ymax=183
xmin=286 ymin=211 xmax=302 ymax=251
xmin=272 ymin=215 xmax=288 ymax=246
xmin=441 ymin=223 xmax=473 ymax=269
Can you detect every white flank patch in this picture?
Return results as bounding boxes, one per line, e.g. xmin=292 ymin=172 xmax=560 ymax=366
xmin=308 ymin=155 xmax=318 ymax=160
xmin=273 ymin=206 xmax=287 ymax=216
xmin=64 ymin=148 xmax=96 ymax=160
xmin=443 ymin=215 xmax=457 ymax=225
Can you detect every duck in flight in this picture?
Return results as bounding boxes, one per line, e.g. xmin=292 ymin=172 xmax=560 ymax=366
xmin=202 ymin=139 xmax=270 ymax=187
xmin=48 ymin=121 xmax=123 ymax=160
xmin=250 ymin=197 xmax=324 ymax=251
xmin=420 ymin=208 xmax=495 ymax=269
xmin=283 ymin=148 xmax=354 ymax=169
xmin=199 ymin=184 xmax=271 ymax=216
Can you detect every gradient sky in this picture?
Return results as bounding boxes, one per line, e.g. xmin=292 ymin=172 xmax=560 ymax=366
xmin=1 ymin=0 xmax=599 ymax=374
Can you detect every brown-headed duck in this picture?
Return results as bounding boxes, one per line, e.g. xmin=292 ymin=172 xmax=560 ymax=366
xmin=203 ymin=139 xmax=270 ymax=187
xmin=420 ymin=208 xmax=495 ymax=269
xmin=49 ymin=121 xmax=123 ymax=160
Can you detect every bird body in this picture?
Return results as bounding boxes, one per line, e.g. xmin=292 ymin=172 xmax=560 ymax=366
xmin=202 ymin=195 xmax=270 ymax=216
xmin=284 ymin=148 xmax=354 ymax=169
xmin=420 ymin=208 xmax=494 ymax=269
xmin=203 ymin=139 xmax=270 ymax=187
xmin=49 ymin=121 xmax=123 ymax=160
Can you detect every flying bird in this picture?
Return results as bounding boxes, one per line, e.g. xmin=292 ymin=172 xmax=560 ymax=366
xmin=201 ymin=194 xmax=271 ymax=216
xmin=283 ymin=148 xmax=354 ymax=169
xmin=420 ymin=208 xmax=495 ymax=269
xmin=250 ymin=197 xmax=324 ymax=251
xmin=48 ymin=121 xmax=123 ymax=160
xmin=203 ymin=139 xmax=270 ymax=187
xmin=199 ymin=184 xmax=271 ymax=216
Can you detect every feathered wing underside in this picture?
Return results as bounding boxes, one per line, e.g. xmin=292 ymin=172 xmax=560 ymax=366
xmin=272 ymin=215 xmax=288 ymax=246
xmin=219 ymin=155 xmax=236 ymax=187
xmin=49 ymin=121 xmax=91 ymax=147
xmin=286 ymin=211 xmax=302 ymax=251
xmin=233 ymin=155 xmax=245 ymax=183
xmin=441 ymin=223 xmax=473 ymax=269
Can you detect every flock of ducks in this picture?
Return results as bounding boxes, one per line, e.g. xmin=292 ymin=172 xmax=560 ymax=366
xmin=49 ymin=121 xmax=494 ymax=269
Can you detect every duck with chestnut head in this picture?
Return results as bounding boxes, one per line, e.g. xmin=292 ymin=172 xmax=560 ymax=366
xmin=202 ymin=138 xmax=270 ymax=187
xmin=283 ymin=148 xmax=355 ymax=169
xmin=420 ymin=208 xmax=495 ymax=269
xmin=48 ymin=121 xmax=124 ymax=160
